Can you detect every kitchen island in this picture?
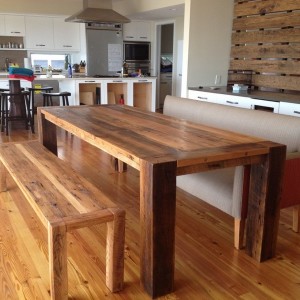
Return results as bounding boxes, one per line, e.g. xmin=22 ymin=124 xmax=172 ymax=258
xmin=0 ymin=74 xmax=157 ymax=112
xmin=188 ymin=86 xmax=300 ymax=117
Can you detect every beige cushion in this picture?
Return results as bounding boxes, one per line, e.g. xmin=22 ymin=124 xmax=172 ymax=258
xmin=164 ymin=95 xmax=300 ymax=218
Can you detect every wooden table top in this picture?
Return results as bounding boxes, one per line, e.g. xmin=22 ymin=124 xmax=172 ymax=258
xmin=40 ymin=104 xmax=277 ymax=174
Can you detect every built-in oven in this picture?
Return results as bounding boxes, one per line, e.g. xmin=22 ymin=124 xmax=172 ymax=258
xmin=123 ymin=41 xmax=151 ymax=75
xmin=123 ymin=41 xmax=150 ymax=62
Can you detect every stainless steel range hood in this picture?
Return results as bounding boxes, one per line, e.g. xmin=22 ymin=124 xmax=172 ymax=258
xmin=65 ymin=1 xmax=130 ymax=24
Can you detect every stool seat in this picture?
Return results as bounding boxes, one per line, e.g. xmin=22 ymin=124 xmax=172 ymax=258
xmin=28 ymin=86 xmax=53 ymax=92
xmin=41 ymin=91 xmax=71 ymax=106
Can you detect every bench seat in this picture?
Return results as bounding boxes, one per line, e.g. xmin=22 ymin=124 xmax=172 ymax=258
xmin=0 ymin=141 xmax=125 ymax=300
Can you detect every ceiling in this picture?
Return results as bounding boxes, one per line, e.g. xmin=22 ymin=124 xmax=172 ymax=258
xmin=117 ymin=4 xmax=185 ymax=21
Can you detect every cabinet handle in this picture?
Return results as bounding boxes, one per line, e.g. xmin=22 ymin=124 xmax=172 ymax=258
xmin=63 ymin=45 xmax=72 ymax=48
xmin=197 ymin=96 xmax=207 ymax=100
xmin=226 ymin=100 xmax=239 ymax=105
xmin=294 ymin=111 xmax=300 ymax=114
xmin=84 ymin=80 xmax=96 ymax=83
xmin=138 ymin=79 xmax=148 ymax=82
xmin=140 ymin=36 xmax=147 ymax=39
xmin=11 ymin=31 xmax=21 ymax=34
xmin=113 ymin=80 xmax=123 ymax=83
xmin=125 ymin=36 xmax=134 ymax=38
xmin=36 ymin=44 xmax=46 ymax=47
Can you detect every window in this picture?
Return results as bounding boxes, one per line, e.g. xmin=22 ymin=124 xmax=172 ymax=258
xmin=31 ymin=54 xmax=67 ymax=70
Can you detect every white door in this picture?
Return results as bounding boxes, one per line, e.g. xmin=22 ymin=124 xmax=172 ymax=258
xmin=176 ymin=40 xmax=183 ymax=97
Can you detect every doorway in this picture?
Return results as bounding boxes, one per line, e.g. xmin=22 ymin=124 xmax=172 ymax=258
xmin=157 ymin=23 xmax=174 ymax=109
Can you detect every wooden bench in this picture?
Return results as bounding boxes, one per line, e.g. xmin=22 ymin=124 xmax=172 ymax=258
xmin=0 ymin=141 xmax=125 ymax=300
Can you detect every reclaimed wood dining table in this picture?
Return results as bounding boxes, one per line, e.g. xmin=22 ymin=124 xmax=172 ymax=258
xmin=37 ymin=104 xmax=286 ymax=298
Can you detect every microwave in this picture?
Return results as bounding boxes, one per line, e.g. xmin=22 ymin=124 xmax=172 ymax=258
xmin=123 ymin=42 xmax=150 ymax=62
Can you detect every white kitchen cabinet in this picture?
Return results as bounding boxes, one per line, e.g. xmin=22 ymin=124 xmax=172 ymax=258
xmin=279 ymin=102 xmax=300 ymax=117
xmin=132 ymin=77 xmax=156 ymax=111
xmin=123 ymin=21 xmax=151 ymax=41
xmin=4 ymin=15 xmax=25 ymax=36
xmin=250 ymin=98 xmax=279 ymax=113
xmin=75 ymin=78 xmax=156 ymax=111
xmin=0 ymin=15 xmax=6 ymax=35
xmin=0 ymin=15 xmax=25 ymax=36
xmin=53 ymin=17 xmax=81 ymax=51
xmin=188 ymin=89 xmax=228 ymax=106
xmin=25 ymin=16 xmax=54 ymax=50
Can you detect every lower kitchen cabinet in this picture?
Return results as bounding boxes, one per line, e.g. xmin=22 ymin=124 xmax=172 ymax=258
xmin=279 ymin=102 xmax=300 ymax=117
xmin=188 ymin=89 xmax=252 ymax=108
xmin=75 ymin=78 xmax=156 ymax=111
xmin=250 ymin=98 xmax=279 ymax=113
xmin=188 ymin=89 xmax=282 ymax=113
xmin=132 ymin=78 xmax=156 ymax=111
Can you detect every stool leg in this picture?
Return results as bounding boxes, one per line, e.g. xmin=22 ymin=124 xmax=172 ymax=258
xmin=0 ymin=96 xmax=3 ymax=132
xmin=65 ymin=96 xmax=69 ymax=106
xmin=48 ymin=223 xmax=68 ymax=300
xmin=4 ymin=95 xmax=8 ymax=136
xmin=31 ymin=90 xmax=35 ymax=131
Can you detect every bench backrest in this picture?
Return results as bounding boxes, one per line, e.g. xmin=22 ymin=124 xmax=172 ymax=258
xmin=164 ymin=95 xmax=300 ymax=154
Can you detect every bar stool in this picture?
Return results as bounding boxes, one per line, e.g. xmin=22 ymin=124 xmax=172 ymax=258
xmin=28 ymin=86 xmax=53 ymax=133
xmin=41 ymin=92 xmax=71 ymax=107
xmin=0 ymin=90 xmax=31 ymax=135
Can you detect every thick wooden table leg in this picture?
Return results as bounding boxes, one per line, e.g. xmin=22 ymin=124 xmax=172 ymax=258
xmin=37 ymin=108 xmax=58 ymax=155
xmin=140 ymin=160 xmax=177 ymax=298
xmin=246 ymin=144 xmax=286 ymax=262
xmin=48 ymin=222 xmax=68 ymax=300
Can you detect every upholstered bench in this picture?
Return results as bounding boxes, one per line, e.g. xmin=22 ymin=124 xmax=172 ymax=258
xmin=0 ymin=141 xmax=125 ymax=299
xmin=164 ymin=95 xmax=300 ymax=249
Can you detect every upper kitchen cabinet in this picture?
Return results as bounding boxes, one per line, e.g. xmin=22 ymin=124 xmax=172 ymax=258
xmin=25 ymin=16 xmax=54 ymax=50
xmin=53 ymin=17 xmax=81 ymax=51
xmin=123 ymin=21 xmax=151 ymax=41
xmin=0 ymin=15 xmax=25 ymax=36
xmin=0 ymin=15 xmax=5 ymax=35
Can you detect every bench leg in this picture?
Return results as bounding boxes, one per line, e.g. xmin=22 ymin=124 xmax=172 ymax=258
xmin=234 ymin=218 xmax=246 ymax=250
xmin=0 ymin=161 xmax=7 ymax=192
xmin=48 ymin=223 xmax=68 ymax=300
xmin=106 ymin=208 xmax=125 ymax=292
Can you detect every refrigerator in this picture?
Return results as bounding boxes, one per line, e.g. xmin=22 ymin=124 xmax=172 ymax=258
xmin=86 ymin=27 xmax=123 ymax=77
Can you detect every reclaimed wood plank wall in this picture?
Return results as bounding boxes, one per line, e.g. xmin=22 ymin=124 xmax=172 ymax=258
xmin=228 ymin=0 xmax=300 ymax=92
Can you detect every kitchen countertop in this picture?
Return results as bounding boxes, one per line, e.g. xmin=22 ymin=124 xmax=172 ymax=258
xmin=0 ymin=72 xmax=156 ymax=80
xmin=189 ymin=86 xmax=300 ymax=104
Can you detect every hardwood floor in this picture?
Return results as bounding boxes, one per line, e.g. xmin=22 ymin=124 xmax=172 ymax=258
xmin=1 ymin=123 xmax=300 ymax=299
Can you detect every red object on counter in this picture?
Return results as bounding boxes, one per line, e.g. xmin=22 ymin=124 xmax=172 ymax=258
xmin=119 ymin=94 xmax=125 ymax=105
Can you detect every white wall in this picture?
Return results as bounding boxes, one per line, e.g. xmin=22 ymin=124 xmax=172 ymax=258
xmin=182 ymin=0 xmax=234 ymax=96
xmin=113 ymin=0 xmax=184 ymax=15
xmin=0 ymin=0 xmax=83 ymax=15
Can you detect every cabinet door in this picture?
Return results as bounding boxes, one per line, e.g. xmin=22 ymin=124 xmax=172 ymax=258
xmin=0 ymin=15 xmax=5 ymax=35
xmin=25 ymin=16 xmax=54 ymax=50
xmin=53 ymin=17 xmax=81 ymax=51
xmin=5 ymin=15 xmax=25 ymax=36
xmin=279 ymin=102 xmax=300 ymax=117
xmin=188 ymin=90 xmax=225 ymax=105
xmin=223 ymin=95 xmax=252 ymax=109
xmin=251 ymin=98 xmax=279 ymax=113
xmin=123 ymin=21 xmax=151 ymax=41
